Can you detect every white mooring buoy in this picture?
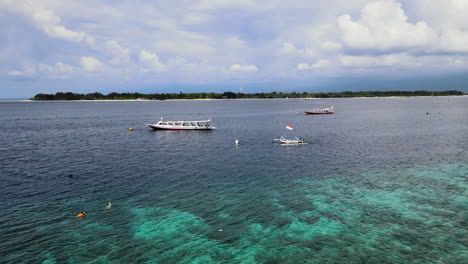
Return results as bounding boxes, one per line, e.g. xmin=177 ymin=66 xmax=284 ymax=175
xmin=235 ymin=139 xmax=239 ymax=146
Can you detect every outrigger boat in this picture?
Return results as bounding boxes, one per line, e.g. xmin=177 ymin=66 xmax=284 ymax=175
xmin=304 ymin=106 xmax=334 ymax=115
xmin=273 ymin=124 xmax=307 ymax=145
xmin=273 ymin=136 xmax=307 ymax=145
xmin=147 ymin=118 xmax=215 ymax=130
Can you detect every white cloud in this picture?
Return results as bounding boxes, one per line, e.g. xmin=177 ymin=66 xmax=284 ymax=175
xmin=439 ymin=29 xmax=468 ymax=53
xmin=182 ymin=13 xmax=210 ymax=25
xmin=337 ymin=0 xmax=435 ymax=51
xmin=2 ymin=0 xmax=468 ymax=92
xmin=80 ymin=56 xmax=102 ymax=72
xmin=336 ymin=0 xmax=468 ymax=54
xmin=167 ymin=56 xmax=188 ymax=67
xmin=8 ymin=63 xmax=36 ymax=77
xmin=39 ymin=62 xmax=75 ymax=74
xmin=138 ymin=50 xmax=166 ymax=72
xmin=278 ymin=43 xmax=299 ymax=55
xmin=297 ymin=59 xmax=330 ymax=70
xmin=230 ymin=64 xmax=258 ymax=72
xmin=224 ymin=37 xmax=248 ymax=49
xmin=197 ymin=0 xmax=257 ymax=10
xmin=2 ymin=0 xmax=86 ymax=42
xmin=340 ymin=55 xmax=378 ymax=67
xmin=448 ymin=57 xmax=467 ymax=67
xmin=321 ymin=41 xmax=341 ymax=52
xmin=311 ymin=59 xmax=330 ymax=68
xmin=411 ymin=0 xmax=468 ymax=30
xmin=340 ymin=54 xmax=421 ymax=67
xmin=297 ymin=64 xmax=308 ymax=71
xmin=44 ymin=25 xmax=85 ymax=42
xmin=154 ymin=40 xmax=214 ymax=58
xmin=106 ymin=40 xmax=130 ymax=64
xmin=277 ymin=43 xmax=316 ymax=58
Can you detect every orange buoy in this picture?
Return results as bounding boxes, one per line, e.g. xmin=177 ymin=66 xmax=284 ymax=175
xmin=76 ymin=212 xmax=86 ymax=218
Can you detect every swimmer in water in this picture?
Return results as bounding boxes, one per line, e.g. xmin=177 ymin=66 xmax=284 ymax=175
xmin=105 ymin=202 xmax=112 ymax=210
xmin=76 ymin=212 xmax=86 ymax=218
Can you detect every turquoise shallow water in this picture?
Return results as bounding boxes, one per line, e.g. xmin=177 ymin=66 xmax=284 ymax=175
xmin=0 ymin=97 xmax=467 ymax=263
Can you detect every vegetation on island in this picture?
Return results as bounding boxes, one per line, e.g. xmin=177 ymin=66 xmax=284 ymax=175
xmin=32 ymin=90 xmax=464 ymax=101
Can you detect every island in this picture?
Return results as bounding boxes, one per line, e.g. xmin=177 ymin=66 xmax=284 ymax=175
xmin=32 ymin=90 xmax=465 ymax=101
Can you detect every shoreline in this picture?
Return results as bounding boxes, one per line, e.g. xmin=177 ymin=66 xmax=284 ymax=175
xmin=22 ymin=95 xmax=468 ymax=102
xmin=1 ymin=95 xmax=466 ymax=102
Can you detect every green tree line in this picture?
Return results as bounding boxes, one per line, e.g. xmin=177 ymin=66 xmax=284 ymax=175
xmin=32 ymin=90 xmax=465 ymax=101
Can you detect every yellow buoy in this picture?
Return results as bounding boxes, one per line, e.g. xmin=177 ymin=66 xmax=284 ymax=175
xmin=129 ymin=128 xmax=133 ymax=131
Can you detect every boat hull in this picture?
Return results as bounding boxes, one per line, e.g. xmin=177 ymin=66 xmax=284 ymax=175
xmin=147 ymin=124 xmax=214 ymax=130
xmin=274 ymin=137 xmax=307 ymax=145
xmin=304 ymin=111 xmax=335 ymax=115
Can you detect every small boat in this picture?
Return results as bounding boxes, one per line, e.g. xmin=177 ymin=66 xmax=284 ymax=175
xmin=304 ymin=106 xmax=335 ymax=115
xmin=274 ymin=136 xmax=307 ymax=145
xmin=147 ymin=118 xmax=215 ymax=130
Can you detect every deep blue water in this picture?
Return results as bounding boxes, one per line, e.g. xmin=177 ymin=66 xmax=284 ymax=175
xmin=0 ymin=97 xmax=467 ymax=263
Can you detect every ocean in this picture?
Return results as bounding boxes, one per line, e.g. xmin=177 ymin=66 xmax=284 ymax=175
xmin=0 ymin=97 xmax=466 ymax=263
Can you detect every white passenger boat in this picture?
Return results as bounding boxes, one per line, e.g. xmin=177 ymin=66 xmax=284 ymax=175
xmin=147 ymin=118 xmax=215 ymax=130
xmin=273 ymin=136 xmax=307 ymax=145
xmin=304 ymin=106 xmax=335 ymax=115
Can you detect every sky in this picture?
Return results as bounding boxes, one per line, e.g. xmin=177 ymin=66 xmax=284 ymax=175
xmin=1 ymin=0 xmax=468 ymax=98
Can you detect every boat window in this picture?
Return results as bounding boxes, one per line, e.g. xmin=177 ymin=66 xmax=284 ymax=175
xmin=190 ymin=122 xmax=196 ymax=126
xmin=174 ymin=122 xmax=182 ymax=126
xmin=197 ymin=122 xmax=206 ymax=127
xmin=183 ymin=122 xmax=190 ymax=126
xmin=160 ymin=122 xmax=168 ymax=125
xmin=168 ymin=122 xmax=174 ymax=126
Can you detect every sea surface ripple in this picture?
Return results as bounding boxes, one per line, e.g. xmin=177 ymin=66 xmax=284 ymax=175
xmin=0 ymin=97 xmax=467 ymax=263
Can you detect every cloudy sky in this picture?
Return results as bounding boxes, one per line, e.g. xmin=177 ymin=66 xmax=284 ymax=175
xmin=1 ymin=0 xmax=468 ymax=98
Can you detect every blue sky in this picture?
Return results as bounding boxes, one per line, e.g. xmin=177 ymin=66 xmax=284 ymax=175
xmin=1 ymin=0 xmax=468 ymax=98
